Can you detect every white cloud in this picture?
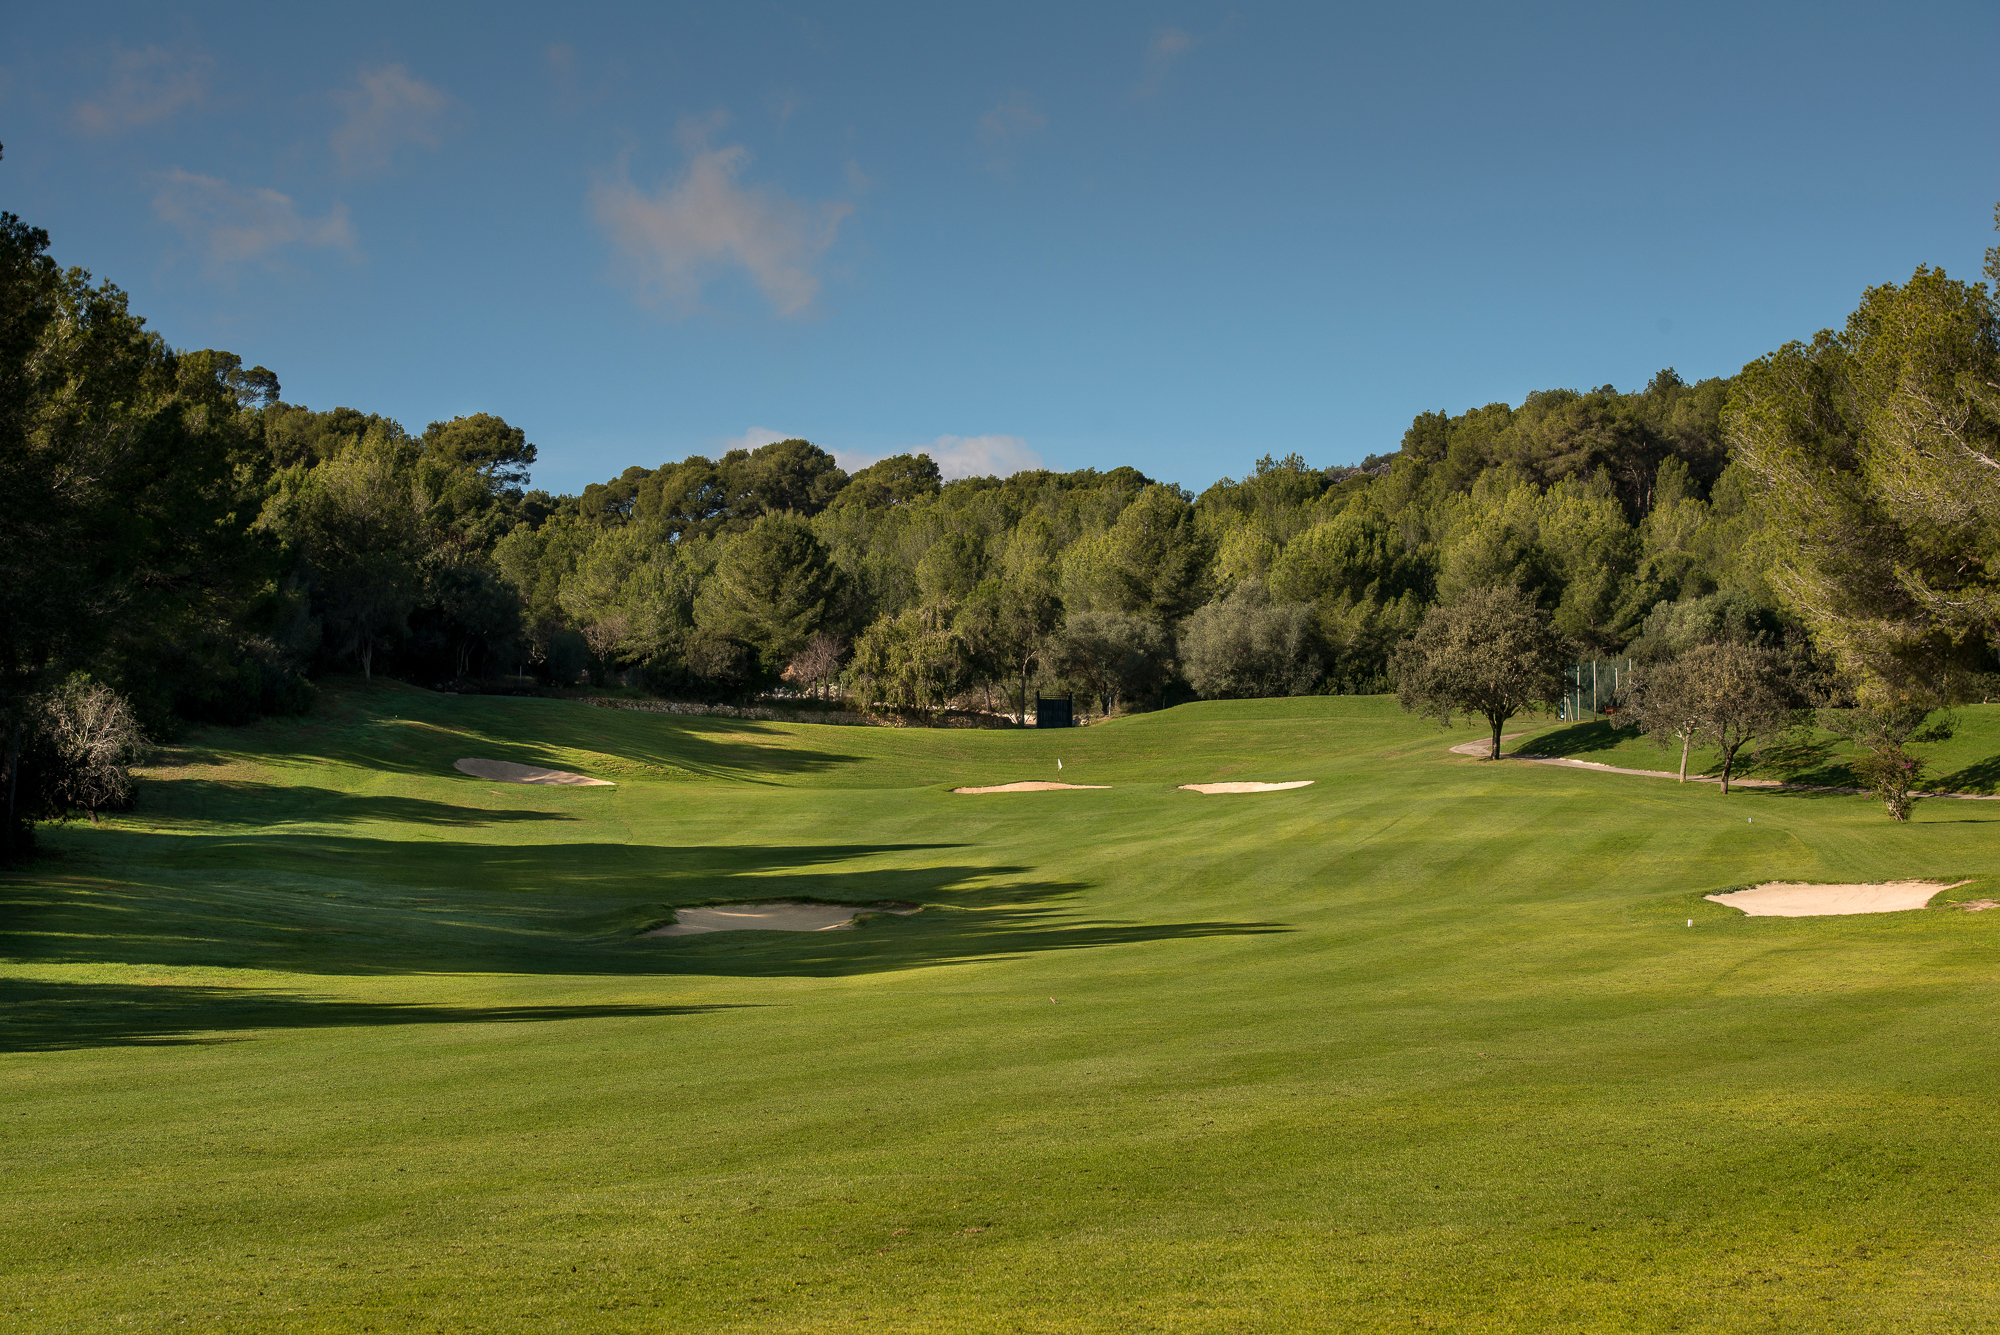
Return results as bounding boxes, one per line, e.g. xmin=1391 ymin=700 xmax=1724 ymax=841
xmin=590 ymin=125 xmax=853 ymax=317
xmin=928 ymin=433 xmax=1045 ymax=478
xmin=837 ymin=434 xmax=1045 ymax=481
xmin=1135 ymin=27 xmax=1196 ymax=100
xmin=720 ymin=426 xmax=792 ymax=454
xmin=153 ymin=170 xmax=357 ymax=273
xmin=74 ymin=45 xmax=212 ymax=135
xmin=331 ymin=64 xmax=453 ymax=175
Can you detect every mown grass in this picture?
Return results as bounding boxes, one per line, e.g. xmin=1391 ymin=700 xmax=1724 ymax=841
xmin=4 ymin=682 xmax=1999 ymax=1332
xmin=1515 ymin=707 xmax=2000 ymax=795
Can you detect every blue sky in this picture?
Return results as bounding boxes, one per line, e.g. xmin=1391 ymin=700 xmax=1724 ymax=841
xmin=6 ymin=2 xmax=1997 ymax=495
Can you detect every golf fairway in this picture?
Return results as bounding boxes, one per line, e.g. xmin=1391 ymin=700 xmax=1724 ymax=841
xmin=4 ymin=684 xmax=1998 ymax=1332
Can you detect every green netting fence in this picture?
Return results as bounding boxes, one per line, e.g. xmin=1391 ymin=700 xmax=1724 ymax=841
xmin=1562 ymin=659 xmax=1634 ymax=723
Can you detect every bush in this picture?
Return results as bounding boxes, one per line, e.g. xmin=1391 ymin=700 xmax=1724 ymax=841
xmin=1180 ymin=582 xmax=1321 ymax=699
xmin=5 ymin=677 xmax=151 ymax=838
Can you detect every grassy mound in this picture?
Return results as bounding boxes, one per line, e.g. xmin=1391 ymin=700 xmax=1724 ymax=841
xmin=4 ymin=683 xmax=1999 ymax=1331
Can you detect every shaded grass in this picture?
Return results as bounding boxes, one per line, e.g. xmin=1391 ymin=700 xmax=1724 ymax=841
xmin=2 ymin=684 xmax=1999 ymax=1331
xmin=1510 ymin=704 xmax=2000 ymax=795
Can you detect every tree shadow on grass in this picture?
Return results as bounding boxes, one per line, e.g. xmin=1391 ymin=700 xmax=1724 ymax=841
xmin=252 ymin=688 xmax=874 ymax=784
xmin=4 ymin=831 xmax=1290 ymax=980
xmin=0 ymin=976 xmax=748 ymax=1054
xmin=1510 ymin=720 xmax=1644 ymax=760
xmin=140 ymin=782 xmax=584 ymax=828
xmin=1934 ymin=754 xmax=2000 ymax=796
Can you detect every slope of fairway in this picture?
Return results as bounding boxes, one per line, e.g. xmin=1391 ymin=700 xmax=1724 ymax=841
xmin=1512 ymin=704 xmax=2000 ymax=794
xmin=5 ymin=683 xmax=2000 ymax=1333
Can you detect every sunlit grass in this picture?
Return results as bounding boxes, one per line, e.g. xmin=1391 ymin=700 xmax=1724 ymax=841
xmin=4 ymin=682 xmax=1998 ymax=1331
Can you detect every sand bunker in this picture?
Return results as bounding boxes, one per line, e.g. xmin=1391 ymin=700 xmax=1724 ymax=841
xmin=454 ymin=758 xmax=614 ymax=787
xmin=951 ymin=781 xmax=1112 ymax=794
xmin=645 ymin=902 xmax=918 ymax=936
xmin=1704 ymin=880 xmax=1970 ymax=917
xmin=1178 ymin=781 xmax=1315 ymax=794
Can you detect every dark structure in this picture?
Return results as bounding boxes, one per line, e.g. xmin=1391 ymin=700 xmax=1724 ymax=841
xmin=1035 ymin=695 xmax=1074 ymax=728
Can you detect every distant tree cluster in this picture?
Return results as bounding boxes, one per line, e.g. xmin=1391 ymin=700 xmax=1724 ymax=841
xmin=5 ymin=159 xmax=1996 ymax=847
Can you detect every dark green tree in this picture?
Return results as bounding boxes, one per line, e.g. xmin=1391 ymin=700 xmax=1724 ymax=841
xmin=421 ymin=413 xmax=538 ymax=491
xmin=1056 ymin=610 xmax=1173 ymax=716
xmin=1729 ymin=266 xmax=2000 ymax=703
xmin=694 ymin=513 xmax=850 ymax=680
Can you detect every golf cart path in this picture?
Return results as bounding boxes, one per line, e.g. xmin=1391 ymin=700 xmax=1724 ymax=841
xmin=1446 ymin=734 xmax=2000 ymax=801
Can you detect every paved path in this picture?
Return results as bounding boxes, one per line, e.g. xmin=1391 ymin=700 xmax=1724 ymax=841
xmin=1446 ymin=733 xmax=2000 ymax=801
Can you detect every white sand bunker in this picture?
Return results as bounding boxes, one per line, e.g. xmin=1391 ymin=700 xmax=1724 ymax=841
xmin=1178 ymin=780 xmax=1315 ymax=794
xmin=455 ymin=758 xmax=614 ymax=787
xmin=1705 ymin=880 xmax=1970 ymax=917
xmin=645 ymin=902 xmax=918 ymax=936
xmin=951 ymin=781 xmax=1112 ymax=794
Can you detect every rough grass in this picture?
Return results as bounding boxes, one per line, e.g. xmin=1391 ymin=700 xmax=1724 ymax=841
xmin=4 ymin=682 xmax=1999 ymax=1332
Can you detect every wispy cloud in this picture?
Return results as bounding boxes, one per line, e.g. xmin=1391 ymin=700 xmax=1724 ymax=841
xmin=767 ymin=88 xmax=803 ymax=131
xmin=331 ymin=64 xmax=454 ymax=175
xmin=590 ymin=121 xmax=853 ymax=318
xmin=74 ymin=45 xmax=212 ymax=135
xmin=153 ymin=170 xmax=357 ymax=274
xmin=720 ymin=426 xmax=792 ymax=454
xmin=1134 ymin=27 xmax=1197 ymax=100
xmin=836 ymin=434 xmax=1045 ymax=481
xmin=977 ymin=91 xmax=1047 ymax=175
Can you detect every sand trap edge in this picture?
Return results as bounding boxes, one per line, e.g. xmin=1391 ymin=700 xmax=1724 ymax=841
xmin=1704 ymin=879 xmax=1971 ymax=918
xmin=455 ymin=757 xmax=614 ymax=787
xmin=645 ymin=900 xmax=921 ymax=936
xmin=1178 ymin=780 xmax=1315 ymax=794
xmin=951 ymin=781 xmax=1112 ymax=794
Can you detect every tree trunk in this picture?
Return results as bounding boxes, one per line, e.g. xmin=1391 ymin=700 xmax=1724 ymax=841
xmin=1488 ymin=713 xmax=1505 ymax=760
xmin=3 ymin=717 xmax=18 ymax=864
xmin=1678 ymin=733 xmax=1691 ymax=782
xmin=361 ymin=640 xmax=373 ymax=683
xmin=1718 ymin=740 xmax=1739 ymax=794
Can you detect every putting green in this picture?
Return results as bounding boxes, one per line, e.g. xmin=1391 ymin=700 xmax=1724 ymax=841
xmin=4 ymin=683 xmax=1999 ymax=1332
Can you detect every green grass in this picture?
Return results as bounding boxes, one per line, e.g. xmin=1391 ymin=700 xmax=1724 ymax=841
xmin=1511 ymin=707 xmax=2000 ymax=795
xmin=5 ymin=681 xmax=2000 ymax=1332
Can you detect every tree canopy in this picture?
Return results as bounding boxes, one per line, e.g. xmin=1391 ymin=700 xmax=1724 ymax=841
xmin=1392 ymin=587 xmax=1572 ymax=760
xmin=7 ymin=179 xmax=1999 ymax=844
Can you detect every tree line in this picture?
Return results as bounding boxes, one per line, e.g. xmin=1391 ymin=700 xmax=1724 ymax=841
xmin=4 ymin=158 xmax=1997 ymax=848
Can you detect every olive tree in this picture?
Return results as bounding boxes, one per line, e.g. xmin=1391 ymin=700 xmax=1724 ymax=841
xmin=1179 ymin=581 xmax=1321 ymax=699
xmin=1055 ymin=610 xmax=1173 ymax=717
xmin=1392 ymin=586 xmax=1570 ymax=760
xmin=1632 ymin=642 xmax=1796 ymax=793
